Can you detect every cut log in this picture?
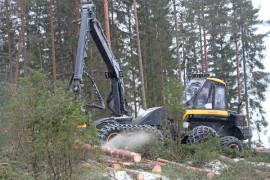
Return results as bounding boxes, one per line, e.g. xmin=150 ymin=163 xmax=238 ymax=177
xmin=125 ymin=169 xmax=144 ymax=180
xmin=157 ymin=158 xmax=178 ymax=165
xmin=79 ymin=144 xmax=141 ymax=162
xmin=152 ymin=164 xmax=162 ymax=173
xmin=82 ymin=143 xmax=96 ymax=152
xmin=255 ymin=147 xmax=265 ymax=152
xmin=255 ymin=147 xmax=270 ymax=154
xmin=105 ymin=159 xmax=134 ymax=166
xmin=207 ymin=172 xmax=215 ymax=180
xmin=0 ymin=163 xmax=9 ymax=166
xmin=102 ymin=147 xmax=141 ymax=163
xmin=157 ymin=158 xmax=220 ymax=175
xmin=111 ymin=163 xmax=121 ymax=170
xmin=107 ymin=164 xmax=144 ymax=180
xmin=105 ymin=159 xmax=162 ymax=173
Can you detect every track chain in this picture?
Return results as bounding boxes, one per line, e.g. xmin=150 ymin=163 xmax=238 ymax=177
xmin=187 ymin=126 xmax=217 ymax=144
xmin=98 ymin=123 xmax=164 ymax=144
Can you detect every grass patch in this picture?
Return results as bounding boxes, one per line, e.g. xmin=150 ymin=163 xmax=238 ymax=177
xmin=162 ymin=164 xmax=206 ymax=179
xmin=215 ymin=161 xmax=270 ymax=180
xmin=136 ymin=134 xmax=221 ymax=167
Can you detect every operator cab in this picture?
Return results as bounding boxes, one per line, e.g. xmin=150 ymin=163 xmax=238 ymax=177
xmin=181 ymin=74 xmax=227 ymax=110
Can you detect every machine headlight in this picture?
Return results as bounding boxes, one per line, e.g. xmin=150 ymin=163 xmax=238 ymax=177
xmin=183 ymin=122 xmax=190 ymax=129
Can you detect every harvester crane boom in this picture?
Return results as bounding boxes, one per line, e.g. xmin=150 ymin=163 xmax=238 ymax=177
xmin=71 ymin=3 xmax=129 ymax=117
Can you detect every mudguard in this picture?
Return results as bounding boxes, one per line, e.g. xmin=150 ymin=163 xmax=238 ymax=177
xmin=94 ymin=117 xmax=118 ymax=129
xmin=236 ymin=126 xmax=253 ymax=140
xmin=94 ymin=116 xmax=133 ymax=129
xmin=132 ymin=107 xmax=165 ymax=126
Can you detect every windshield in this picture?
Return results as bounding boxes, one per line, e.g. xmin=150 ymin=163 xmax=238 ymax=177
xmin=180 ymin=79 xmax=206 ymax=104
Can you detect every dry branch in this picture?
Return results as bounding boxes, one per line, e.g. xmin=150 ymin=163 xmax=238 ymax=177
xmin=219 ymin=155 xmax=244 ymax=163
xmin=145 ymin=159 xmax=166 ymax=166
xmin=157 ymin=158 xmax=220 ymax=175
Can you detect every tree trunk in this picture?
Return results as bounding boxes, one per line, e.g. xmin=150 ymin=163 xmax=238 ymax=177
xmin=127 ymin=6 xmax=138 ymax=117
xmin=73 ymin=0 xmax=80 ymax=66
xmin=50 ymin=0 xmax=57 ymax=83
xmin=241 ymin=27 xmax=251 ymax=146
xmin=133 ymin=0 xmax=147 ymax=110
xmin=14 ymin=29 xmax=22 ymax=84
xmin=199 ymin=11 xmax=204 ymax=73
xmin=8 ymin=31 xmax=13 ymax=83
xmin=172 ymin=0 xmax=182 ymax=83
xmin=233 ymin=0 xmax=241 ymax=104
xmin=103 ymin=0 xmax=111 ymax=47
xmin=76 ymin=0 xmax=80 ymax=33
xmin=202 ymin=1 xmax=208 ymax=73
xmin=5 ymin=0 xmax=13 ymax=83
xmin=20 ymin=0 xmax=27 ymax=76
xmin=14 ymin=0 xmax=24 ymax=84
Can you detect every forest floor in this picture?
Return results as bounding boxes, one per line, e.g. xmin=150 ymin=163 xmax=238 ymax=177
xmin=77 ymin=143 xmax=270 ymax=180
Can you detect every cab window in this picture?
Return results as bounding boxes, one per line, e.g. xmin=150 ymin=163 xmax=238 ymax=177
xmin=214 ymin=85 xmax=226 ymax=110
xmin=193 ymin=81 xmax=212 ymax=109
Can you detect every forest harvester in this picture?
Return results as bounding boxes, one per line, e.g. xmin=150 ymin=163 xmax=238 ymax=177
xmin=69 ymin=2 xmax=252 ymax=151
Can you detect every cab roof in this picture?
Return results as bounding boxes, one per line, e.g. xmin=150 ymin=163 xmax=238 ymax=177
xmin=207 ymin=77 xmax=226 ymax=86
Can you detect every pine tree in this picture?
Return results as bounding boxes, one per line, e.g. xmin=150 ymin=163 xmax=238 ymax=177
xmin=237 ymin=0 xmax=269 ymax=140
xmin=133 ymin=0 xmax=147 ymax=109
xmin=137 ymin=0 xmax=174 ymax=108
xmin=172 ymin=0 xmax=182 ymax=82
xmin=181 ymin=0 xmax=202 ymax=80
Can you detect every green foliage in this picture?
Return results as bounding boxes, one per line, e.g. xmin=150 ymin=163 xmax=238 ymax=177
xmin=221 ymin=147 xmax=242 ymax=159
xmin=162 ymin=164 xmax=206 ymax=179
xmin=138 ymin=133 xmax=220 ymax=167
xmin=216 ymin=161 xmax=270 ymax=180
xmin=0 ymin=70 xmax=98 ymax=179
xmin=241 ymin=148 xmax=270 ymax=164
xmin=163 ymin=78 xmax=185 ymax=121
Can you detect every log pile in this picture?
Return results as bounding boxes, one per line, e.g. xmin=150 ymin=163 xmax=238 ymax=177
xmin=80 ymin=143 xmax=220 ymax=180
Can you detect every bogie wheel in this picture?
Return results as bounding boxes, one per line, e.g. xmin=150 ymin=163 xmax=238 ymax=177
xmin=221 ymin=136 xmax=243 ymax=152
xmin=187 ymin=126 xmax=217 ymax=144
xmin=98 ymin=123 xmax=164 ymax=144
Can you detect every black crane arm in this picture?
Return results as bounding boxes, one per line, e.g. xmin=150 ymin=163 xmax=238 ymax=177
xmin=71 ymin=3 xmax=130 ymax=117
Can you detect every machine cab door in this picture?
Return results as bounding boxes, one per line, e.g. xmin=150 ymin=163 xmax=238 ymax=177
xmin=193 ymin=80 xmax=226 ymax=110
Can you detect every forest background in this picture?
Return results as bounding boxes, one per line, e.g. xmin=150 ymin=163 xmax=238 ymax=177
xmin=0 ymin=0 xmax=270 ymax=147
xmin=252 ymin=0 xmax=270 ymax=148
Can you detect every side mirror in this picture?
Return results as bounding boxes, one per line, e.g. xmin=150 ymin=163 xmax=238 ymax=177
xmin=238 ymin=101 xmax=242 ymax=114
xmin=205 ymin=103 xmax=212 ymax=109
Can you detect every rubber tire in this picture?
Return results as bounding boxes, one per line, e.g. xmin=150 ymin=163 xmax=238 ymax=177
xmin=221 ymin=136 xmax=243 ymax=152
xmin=98 ymin=123 xmax=164 ymax=144
xmin=187 ymin=126 xmax=217 ymax=144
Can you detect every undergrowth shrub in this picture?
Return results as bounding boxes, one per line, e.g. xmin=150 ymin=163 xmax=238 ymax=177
xmin=138 ymin=132 xmax=220 ymax=167
xmin=0 ymin=70 xmax=98 ymax=179
xmin=138 ymin=78 xmax=221 ymax=166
